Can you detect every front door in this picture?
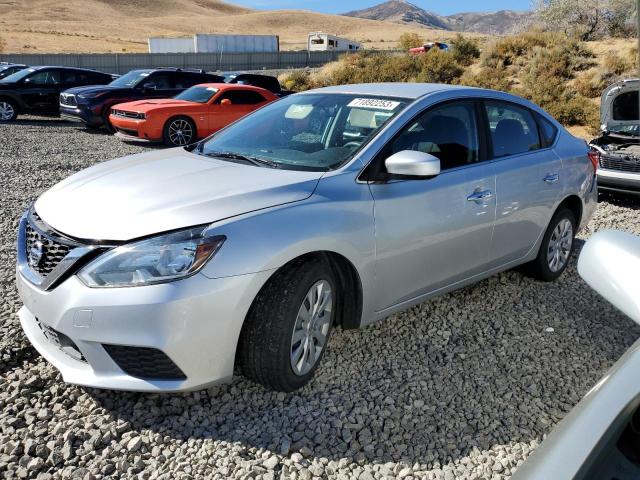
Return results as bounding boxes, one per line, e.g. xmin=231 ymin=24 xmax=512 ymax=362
xmin=21 ymin=69 xmax=61 ymax=112
xmin=368 ymin=100 xmax=497 ymax=311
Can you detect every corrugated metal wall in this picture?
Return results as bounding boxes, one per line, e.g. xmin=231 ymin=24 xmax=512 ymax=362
xmin=0 ymin=51 xmax=353 ymax=74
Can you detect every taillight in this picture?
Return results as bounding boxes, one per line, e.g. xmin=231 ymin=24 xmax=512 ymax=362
xmin=588 ymin=150 xmax=600 ymax=171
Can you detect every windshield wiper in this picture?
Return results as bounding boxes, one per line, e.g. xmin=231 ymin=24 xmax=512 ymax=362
xmin=203 ymin=150 xmax=280 ymax=168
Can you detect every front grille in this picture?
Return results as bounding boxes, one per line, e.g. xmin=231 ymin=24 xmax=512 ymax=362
xmin=111 ymin=109 xmax=145 ymax=120
xmin=36 ymin=318 xmax=86 ymax=362
xmin=600 ymin=154 xmax=640 ymax=173
xmin=25 ymin=222 xmax=72 ymax=277
xmin=60 ymin=93 xmax=77 ymax=107
xmin=102 ymin=344 xmax=186 ymax=380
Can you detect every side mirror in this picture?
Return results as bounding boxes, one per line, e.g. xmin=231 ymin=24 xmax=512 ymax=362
xmin=385 ymin=150 xmax=441 ymax=178
xmin=220 ymin=98 xmax=232 ymax=106
xmin=578 ymin=230 xmax=640 ymax=324
xmin=142 ymin=82 xmax=157 ymax=91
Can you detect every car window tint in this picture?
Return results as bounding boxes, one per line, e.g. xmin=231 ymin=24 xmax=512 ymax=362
xmin=536 ymin=114 xmax=558 ymax=148
xmin=217 ymin=90 xmax=265 ymax=105
xmin=389 ymin=101 xmax=479 ymax=170
xmin=27 ymin=70 xmax=61 ymax=86
xmin=175 ymin=73 xmax=204 ymax=89
xmin=485 ymin=101 xmax=541 ymax=158
xmin=145 ymin=73 xmax=174 ymax=90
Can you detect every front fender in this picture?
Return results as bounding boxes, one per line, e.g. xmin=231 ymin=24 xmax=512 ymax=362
xmin=199 ymin=171 xmax=376 ymax=317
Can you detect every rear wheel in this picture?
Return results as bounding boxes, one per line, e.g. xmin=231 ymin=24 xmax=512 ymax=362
xmin=524 ymin=208 xmax=576 ymax=282
xmin=0 ymin=99 xmax=18 ymax=122
xmin=163 ymin=117 xmax=196 ymax=147
xmin=239 ymin=258 xmax=336 ymax=392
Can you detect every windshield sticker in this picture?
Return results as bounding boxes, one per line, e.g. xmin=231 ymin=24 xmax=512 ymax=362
xmin=285 ymin=104 xmax=313 ymax=119
xmin=348 ymin=98 xmax=401 ymax=111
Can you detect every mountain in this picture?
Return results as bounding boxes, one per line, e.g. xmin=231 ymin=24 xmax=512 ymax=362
xmin=344 ymin=0 xmax=450 ymax=30
xmin=0 ymin=0 xmax=474 ymax=53
xmin=344 ymin=0 xmax=532 ymax=35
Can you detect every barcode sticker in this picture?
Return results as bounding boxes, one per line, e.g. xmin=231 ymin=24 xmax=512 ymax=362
xmin=348 ymin=98 xmax=401 ymax=111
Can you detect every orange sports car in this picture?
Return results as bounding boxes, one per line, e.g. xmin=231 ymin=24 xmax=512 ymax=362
xmin=109 ymin=83 xmax=278 ymax=147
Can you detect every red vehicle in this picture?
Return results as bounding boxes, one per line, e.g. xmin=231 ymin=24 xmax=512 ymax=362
xmin=109 ymin=83 xmax=278 ymax=147
xmin=409 ymin=42 xmax=450 ymax=54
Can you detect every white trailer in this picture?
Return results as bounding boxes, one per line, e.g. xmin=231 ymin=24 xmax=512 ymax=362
xmin=148 ymin=37 xmax=195 ymax=54
xmin=194 ymin=34 xmax=280 ymax=53
xmin=307 ymin=33 xmax=362 ymax=52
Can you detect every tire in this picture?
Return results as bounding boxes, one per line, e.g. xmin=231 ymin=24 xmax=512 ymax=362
xmin=0 ymin=99 xmax=18 ymax=122
xmin=162 ymin=116 xmax=196 ymax=147
xmin=102 ymin=109 xmax=115 ymax=133
xmin=238 ymin=258 xmax=337 ymax=392
xmin=524 ymin=207 xmax=576 ymax=282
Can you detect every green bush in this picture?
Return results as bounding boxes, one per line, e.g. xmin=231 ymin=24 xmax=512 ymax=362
xmin=415 ymin=49 xmax=464 ymax=83
xmin=450 ymin=34 xmax=481 ymax=66
xmin=397 ymin=32 xmax=424 ymax=51
xmin=457 ymin=67 xmax=513 ymax=92
xmin=279 ymin=70 xmax=312 ymax=92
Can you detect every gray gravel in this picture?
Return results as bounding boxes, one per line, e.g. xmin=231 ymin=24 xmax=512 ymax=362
xmin=1 ymin=117 xmax=640 ymax=480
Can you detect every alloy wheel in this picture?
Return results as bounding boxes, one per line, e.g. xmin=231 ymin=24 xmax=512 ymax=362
xmin=0 ymin=101 xmax=15 ymax=121
xmin=290 ymin=280 xmax=333 ymax=376
xmin=168 ymin=119 xmax=193 ymax=146
xmin=547 ymin=218 xmax=573 ymax=272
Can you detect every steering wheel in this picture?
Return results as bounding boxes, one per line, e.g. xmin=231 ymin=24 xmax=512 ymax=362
xmin=343 ymin=141 xmax=363 ymax=149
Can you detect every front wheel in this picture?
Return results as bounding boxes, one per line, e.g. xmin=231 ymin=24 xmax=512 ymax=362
xmin=524 ymin=208 xmax=576 ymax=282
xmin=0 ymin=99 xmax=18 ymax=122
xmin=163 ymin=117 xmax=196 ymax=147
xmin=238 ymin=258 xmax=336 ymax=392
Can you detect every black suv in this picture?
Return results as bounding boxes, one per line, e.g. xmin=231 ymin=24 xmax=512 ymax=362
xmin=225 ymin=73 xmax=292 ymax=97
xmin=0 ymin=66 xmax=115 ymax=122
xmin=0 ymin=63 xmax=28 ymax=80
xmin=60 ymin=68 xmax=224 ymax=131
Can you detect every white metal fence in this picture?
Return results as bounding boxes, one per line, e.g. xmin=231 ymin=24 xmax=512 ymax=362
xmin=0 ymin=51 xmax=356 ymax=74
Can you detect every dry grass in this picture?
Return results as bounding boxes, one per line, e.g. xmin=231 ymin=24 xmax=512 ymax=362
xmin=0 ymin=0 xmax=484 ymax=53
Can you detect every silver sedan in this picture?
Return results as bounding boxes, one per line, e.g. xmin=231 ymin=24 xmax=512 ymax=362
xmin=16 ymin=83 xmax=598 ymax=392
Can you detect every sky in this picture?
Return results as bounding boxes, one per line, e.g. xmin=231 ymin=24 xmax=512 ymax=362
xmin=230 ymin=0 xmax=532 ymax=15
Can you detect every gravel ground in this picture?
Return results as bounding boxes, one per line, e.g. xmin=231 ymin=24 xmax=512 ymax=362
xmin=1 ymin=117 xmax=640 ymax=480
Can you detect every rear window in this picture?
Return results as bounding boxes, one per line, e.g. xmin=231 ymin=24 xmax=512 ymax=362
xmin=612 ymin=91 xmax=639 ymax=121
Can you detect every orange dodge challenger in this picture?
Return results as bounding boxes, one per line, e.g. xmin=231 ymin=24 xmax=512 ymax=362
xmin=109 ymin=83 xmax=278 ymax=147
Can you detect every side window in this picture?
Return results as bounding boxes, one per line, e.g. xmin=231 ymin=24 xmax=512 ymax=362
xmin=484 ymin=101 xmax=541 ymax=158
xmin=144 ymin=73 xmax=173 ymax=90
xmin=27 ymin=70 xmax=61 ymax=86
xmin=388 ymin=101 xmax=479 ymax=170
xmin=536 ymin=114 xmax=558 ymax=148
xmin=175 ymin=73 xmax=205 ymax=89
xmin=217 ymin=90 xmax=265 ymax=105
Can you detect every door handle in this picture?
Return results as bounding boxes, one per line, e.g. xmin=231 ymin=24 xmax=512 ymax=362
xmin=543 ymin=173 xmax=559 ymax=184
xmin=467 ymin=189 xmax=494 ymax=203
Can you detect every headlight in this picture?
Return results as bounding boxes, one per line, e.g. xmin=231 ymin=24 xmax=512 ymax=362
xmin=78 ymin=91 xmax=107 ymax=99
xmin=78 ymin=226 xmax=225 ymax=288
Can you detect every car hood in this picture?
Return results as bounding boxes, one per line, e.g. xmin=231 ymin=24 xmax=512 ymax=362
xmin=114 ymin=99 xmax=194 ymax=112
xmin=600 ymin=78 xmax=639 ymax=134
xmin=35 ymin=148 xmax=323 ymax=242
xmin=64 ymin=84 xmax=132 ymax=96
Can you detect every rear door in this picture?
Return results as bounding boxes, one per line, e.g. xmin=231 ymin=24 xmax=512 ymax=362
xmin=141 ymin=72 xmax=180 ymax=98
xmin=367 ymin=100 xmax=497 ymax=311
xmin=483 ymin=100 xmax=563 ymax=267
xmin=20 ymin=68 xmax=62 ymax=112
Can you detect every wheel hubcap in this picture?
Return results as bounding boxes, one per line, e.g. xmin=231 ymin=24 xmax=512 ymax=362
xmin=0 ymin=101 xmax=14 ymax=121
xmin=168 ymin=119 xmax=193 ymax=145
xmin=547 ymin=218 xmax=573 ymax=272
xmin=290 ymin=280 xmax=333 ymax=376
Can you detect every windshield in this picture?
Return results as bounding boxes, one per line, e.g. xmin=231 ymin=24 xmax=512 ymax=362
xmin=609 ymin=90 xmax=640 ymax=136
xmin=0 ymin=67 xmax=36 ymax=83
xmin=199 ymin=93 xmax=409 ymax=171
xmin=175 ymin=86 xmax=219 ymax=103
xmin=109 ymin=70 xmax=152 ymax=87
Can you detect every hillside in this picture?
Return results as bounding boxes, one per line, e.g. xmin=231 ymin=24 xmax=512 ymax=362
xmin=344 ymin=0 xmax=532 ymax=35
xmin=0 ymin=0 xmax=481 ymax=53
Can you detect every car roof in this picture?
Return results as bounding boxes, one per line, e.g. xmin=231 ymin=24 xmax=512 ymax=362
xmin=194 ymin=83 xmax=272 ymax=92
xmin=25 ymin=66 xmax=109 ymax=73
xmin=303 ymin=82 xmax=473 ymax=100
